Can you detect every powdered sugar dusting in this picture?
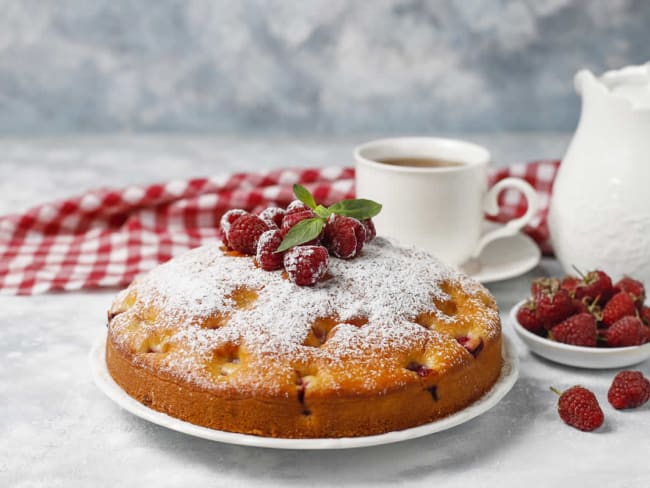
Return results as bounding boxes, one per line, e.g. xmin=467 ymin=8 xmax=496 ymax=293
xmin=108 ymin=237 xmax=499 ymax=390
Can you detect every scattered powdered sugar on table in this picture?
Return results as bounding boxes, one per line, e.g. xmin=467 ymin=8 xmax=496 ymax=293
xmin=108 ymin=237 xmax=497 ymax=388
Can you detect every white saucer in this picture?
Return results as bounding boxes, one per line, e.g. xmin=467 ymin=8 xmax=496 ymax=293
xmin=90 ymin=335 xmax=519 ymax=450
xmin=460 ymin=222 xmax=541 ymax=283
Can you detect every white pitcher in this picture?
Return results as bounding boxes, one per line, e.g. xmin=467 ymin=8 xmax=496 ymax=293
xmin=548 ymin=62 xmax=650 ymax=282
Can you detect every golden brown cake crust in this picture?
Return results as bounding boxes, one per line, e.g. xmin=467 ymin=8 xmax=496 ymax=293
xmin=106 ymin=238 xmax=502 ymax=438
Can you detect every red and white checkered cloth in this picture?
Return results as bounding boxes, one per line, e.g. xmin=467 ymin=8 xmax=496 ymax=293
xmin=0 ymin=161 xmax=559 ymax=295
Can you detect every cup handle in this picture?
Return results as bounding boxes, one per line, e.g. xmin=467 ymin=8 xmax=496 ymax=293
xmin=470 ymin=177 xmax=539 ymax=258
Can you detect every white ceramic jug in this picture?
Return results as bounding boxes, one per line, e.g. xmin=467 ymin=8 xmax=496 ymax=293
xmin=548 ymin=62 xmax=650 ymax=282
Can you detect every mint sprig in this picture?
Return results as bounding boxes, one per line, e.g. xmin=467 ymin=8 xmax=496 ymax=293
xmin=275 ymin=184 xmax=382 ymax=252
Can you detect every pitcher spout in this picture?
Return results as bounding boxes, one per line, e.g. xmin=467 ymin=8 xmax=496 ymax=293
xmin=574 ymin=69 xmax=600 ymax=96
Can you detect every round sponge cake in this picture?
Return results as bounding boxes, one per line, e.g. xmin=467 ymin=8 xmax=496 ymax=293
xmin=106 ymin=237 xmax=502 ymax=438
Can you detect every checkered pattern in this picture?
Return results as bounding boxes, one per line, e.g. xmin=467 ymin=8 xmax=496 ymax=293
xmin=0 ymin=161 xmax=559 ymax=295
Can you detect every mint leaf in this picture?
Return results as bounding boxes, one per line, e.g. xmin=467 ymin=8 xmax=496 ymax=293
xmin=314 ymin=204 xmax=331 ymax=219
xmin=327 ymin=199 xmax=382 ymax=220
xmin=275 ymin=218 xmax=325 ymax=253
xmin=293 ymin=184 xmax=317 ymax=209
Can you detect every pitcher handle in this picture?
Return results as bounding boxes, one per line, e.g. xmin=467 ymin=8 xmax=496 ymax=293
xmin=470 ymin=177 xmax=539 ymax=259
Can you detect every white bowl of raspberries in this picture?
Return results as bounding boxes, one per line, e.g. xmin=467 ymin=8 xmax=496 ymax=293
xmin=510 ymin=270 xmax=650 ymax=369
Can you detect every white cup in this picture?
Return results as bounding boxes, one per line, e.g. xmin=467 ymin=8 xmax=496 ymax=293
xmin=354 ymin=137 xmax=539 ymax=266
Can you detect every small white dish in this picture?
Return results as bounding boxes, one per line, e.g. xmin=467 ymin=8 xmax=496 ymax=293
xmin=510 ymin=299 xmax=650 ymax=369
xmin=90 ymin=334 xmax=519 ymax=450
xmin=460 ymin=222 xmax=541 ymax=283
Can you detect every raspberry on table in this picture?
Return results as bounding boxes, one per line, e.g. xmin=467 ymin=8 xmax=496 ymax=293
xmin=256 ymin=229 xmax=284 ymax=271
xmin=551 ymin=385 xmax=604 ymax=432
xmin=605 ymin=316 xmax=645 ymax=347
xmin=284 ymin=245 xmax=329 ymax=286
xmin=258 ymin=207 xmax=286 ymax=229
xmin=549 ymin=313 xmax=597 ymax=347
xmin=281 ymin=209 xmax=317 ymax=237
xmin=323 ymin=214 xmax=366 ymax=259
xmin=226 ymin=214 xmax=269 ymax=255
xmin=607 ymin=370 xmax=650 ymax=410
xmin=219 ymin=209 xmax=248 ymax=247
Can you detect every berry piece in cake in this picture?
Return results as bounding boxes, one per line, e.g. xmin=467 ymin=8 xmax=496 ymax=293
xmin=607 ymin=371 xmax=650 ymax=410
xmin=549 ymin=313 xmax=597 ymax=347
xmin=605 ymin=316 xmax=645 ymax=347
xmin=574 ymin=269 xmax=613 ymax=303
xmin=550 ymin=385 xmax=604 ymax=432
xmin=406 ymin=361 xmax=433 ymax=377
xmin=226 ymin=214 xmax=269 ymax=255
xmin=516 ymin=300 xmax=544 ymax=335
xmin=323 ymin=214 xmax=366 ymax=259
xmin=537 ymin=288 xmax=574 ymax=329
xmin=286 ymin=200 xmax=312 ymax=215
xmin=219 ymin=209 xmax=248 ymax=246
xmin=601 ymin=291 xmax=637 ymax=327
xmin=361 ymin=218 xmax=376 ymax=242
xmin=284 ymin=245 xmax=329 ymax=286
xmin=256 ymin=229 xmax=284 ymax=271
xmin=613 ymin=276 xmax=646 ymax=305
xmin=456 ymin=336 xmax=484 ymax=357
xmin=281 ymin=209 xmax=317 ymax=237
xmin=258 ymin=207 xmax=286 ymax=229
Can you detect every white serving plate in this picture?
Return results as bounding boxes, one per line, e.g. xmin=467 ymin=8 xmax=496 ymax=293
xmin=510 ymin=299 xmax=650 ymax=369
xmin=90 ymin=334 xmax=519 ymax=450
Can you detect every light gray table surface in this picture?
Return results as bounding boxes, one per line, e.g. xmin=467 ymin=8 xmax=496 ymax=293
xmin=1 ymin=134 xmax=648 ymax=488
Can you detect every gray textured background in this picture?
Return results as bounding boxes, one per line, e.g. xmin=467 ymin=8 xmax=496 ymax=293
xmin=0 ymin=0 xmax=648 ymax=134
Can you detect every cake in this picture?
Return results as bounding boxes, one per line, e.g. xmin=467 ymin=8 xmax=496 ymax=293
xmin=105 ymin=237 xmax=502 ymax=438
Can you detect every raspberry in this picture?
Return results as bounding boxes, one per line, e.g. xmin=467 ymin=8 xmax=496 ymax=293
xmin=257 ymin=207 xmax=286 ymax=229
xmin=575 ymin=270 xmax=613 ymax=303
xmin=640 ymin=306 xmax=650 ymax=326
xmin=516 ymin=301 xmax=544 ymax=335
xmin=537 ymin=288 xmax=575 ymax=329
xmin=284 ymin=245 xmax=329 ymax=286
xmin=361 ymin=218 xmax=376 ymax=242
xmin=531 ymin=277 xmax=560 ymax=300
xmin=607 ymin=371 xmax=650 ymax=410
xmin=642 ymin=325 xmax=650 ymax=344
xmin=551 ymin=385 xmax=604 ymax=432
xmin=323 ymin=214 xmax=366 ymax=259
xmin=549 ymin=313 xmax=597 ymax=347
xmin=226 ymin=214 xmax=269 ymax=255
xmin=256 ymin=229 xmax=284 ymax=271
xmin=605 ymin=316 xmax=644 ymax=347
xmin=280 ymin=209 xmax=316 ymax=237
xmin=219 ymin=209 xmax=247 ymax=246
xmin=560 ymin=276 xmax=580 ymax=296
xmin=613 ymin=276 xmax=646 ymax=305
xmin=601 ymin=291 xmax=637 ymax=327
xmin=286 ymin=200 xmax=311 ymax=215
